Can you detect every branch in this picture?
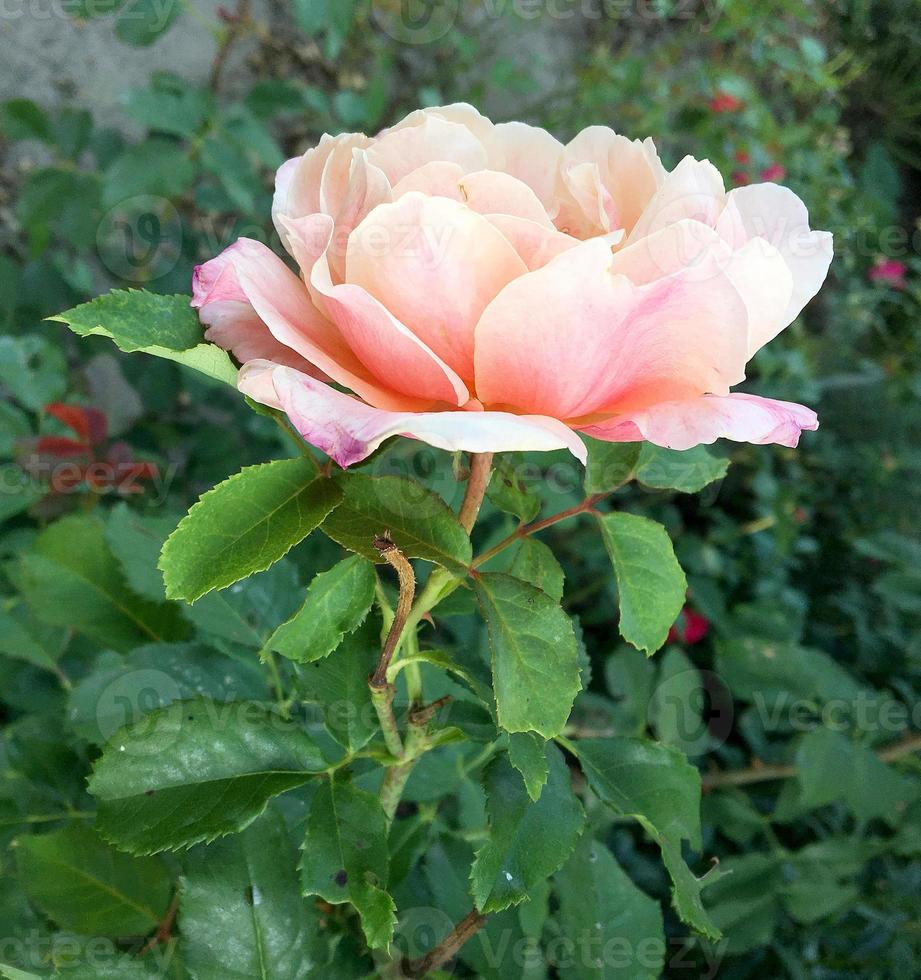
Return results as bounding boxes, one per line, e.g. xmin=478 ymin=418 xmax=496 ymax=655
xmin=208 ymin=0 xmax=253 ymax=94
xmin=473 ymin=491 xmax=609 ymax=568
xmin=403 ymin=908 xmax=487 ymax=978
xmin=702 ymin=732 xmax=921 ymax=791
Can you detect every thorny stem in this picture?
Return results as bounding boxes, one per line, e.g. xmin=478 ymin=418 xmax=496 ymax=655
xmin=138 ymin=890 xmax=180 ymax=956
xmin=403 ymin=909 xmax=488 ymax=978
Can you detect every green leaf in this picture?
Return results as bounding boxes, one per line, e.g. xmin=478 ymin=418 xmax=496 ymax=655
xmin=264 ymin=556 xmax=375 ymax=663
xmin=573 ymin=737 xmax=721 ymax=940
xmin=471 ymin=745 xmax=584 ymax=912
xmin=51 ymin=289 xmax=201 ymax=352
xmin=635 ymin=444 xmax=729 ymax=493
xmin=15 ymin=514 xmax=187 ymax=651
xmin=321 ymin=474 xmax=471 ymax=575
xmin=603 ymin=647 xmax=656 ymax=736
xmin=649 ymin=647 xmax=709 ymax=756
xmin=67 ymin=642 xmax=268 ymax=745
xmin=507 ymin=732 xmax=549 ymax=802
xmin=0 ymin=99 xmax=51 ymax=141
xmin=487 ymin=455 xmax=541 ymax=522
xmin=124 ymin=84 xmax=211 ymax=138
xmin=696 ymin=853 xmax=779 ymax=953
xmin=472 ymin=572 xmax=582 ymax=737
xmin=554 ymin=836 xmax=665 ymax=980
xmin=88 ymin=698 xmax=326 ymax=854
xmin=160 ymin=460 xmax=342 ymax=602
xmin=302 ymin=776 xmax=396 ymax=950
xmin=104 ymin=503 xmax=174 ymax=601
xmin=0 ymin=602 xmax=66 ymax=673
xmin=507 ymin=538 xmax=565 ymax=603
xmin=596 ymin=512 xmax=686 ymax=655
xmin=298 ymin=617 xmax=379 ymax=752
xmin=102 ymin=139 xmax=194 ymax=204
xmin=13 ymin=825 xmax=172 ymax=937
xmin=0 ymin=464 xmax=43 ymax=521
xmin=0 ymin=335 xmax=66 ymax=411
xmin=115 ymin=0 xmax=183 ymax=46
xmin=181 ymin=807 xmax=325 ymax=980
xmin=583 ymin=439 xmax=641 ymax=494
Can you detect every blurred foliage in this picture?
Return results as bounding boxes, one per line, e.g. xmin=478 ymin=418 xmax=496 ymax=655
xmin=1 ymin=1 xmax=921 ymax=978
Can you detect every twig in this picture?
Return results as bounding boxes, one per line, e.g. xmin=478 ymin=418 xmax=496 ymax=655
xmin=403 ymin=908 xmax=487 ymax=978
xmin=473 ymin=491 xmax=610 ymax=568
xmin=138 ymin=890 xmax=180 ymax=956
xmin=702 ymin=732 xmax=921 ymax=791
xmin=208 ymin=0 xmax=253 ymax=94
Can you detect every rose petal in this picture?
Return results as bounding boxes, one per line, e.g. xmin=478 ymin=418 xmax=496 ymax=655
xmin=485 ymin=214 xmax=581 ymax=271
xmin=346 ymin=193 xmax=527 ymax=382
xmin=483 ymin=121 xmax=565 ymax=213
xmin=367 ymin=113 xmax=488 ymax=186
xmin=282 ymin=212 xmax=471 ymax=407
xmin=726 ymin=182 xmax=834 ymax=324
xmin=204 ymin=238 xmax=420 ymax=412
xmin=239 ymin=361 xmax=588 ymax=468
xmin=580 ymin=392 xmax=818 ymax=450
xmin=458 ymin=170 xmax=555 ymax=226
xmin=474 ymin=238 xmax=749 ymax=419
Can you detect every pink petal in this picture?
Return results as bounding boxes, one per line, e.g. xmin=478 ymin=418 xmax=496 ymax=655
xmin=345 ymin=193 xmax=527 ymax=382
xmin=239 ymin=361 xmax=588 ymax=468
xmin=485 ymin=215 xmax=581 ymax=271
xmin=391 ymin=160 xmax=466 ymax=200
xmin=192 ymin=251 xmax=325 ymax=375
xmin=203 ymin=238 xmax=420 ymax=412
xmin=726 ymin=182 xmax=833 ymax=324
xmin=627 ymin=156 xmax=726 ymax=245
xmin=610 ymin=220 xmax=793 ymax=357
xmin=282 ymin=213 xmax=471 ymax=408
xmin=474 ymin=238 xmax=749 ymax=420
xmin=580 ymin=392 xmax=818 ymax=450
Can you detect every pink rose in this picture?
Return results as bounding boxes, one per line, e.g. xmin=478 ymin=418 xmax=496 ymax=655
xmin=193 ymin=104 xmax=832 ymax=468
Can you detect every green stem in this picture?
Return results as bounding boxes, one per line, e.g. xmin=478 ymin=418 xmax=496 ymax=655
xmin=371 ymin=683 xmax=404 ymax=759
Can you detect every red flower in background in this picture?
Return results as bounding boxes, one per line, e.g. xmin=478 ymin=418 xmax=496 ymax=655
xmin=760 ymin=163 xmax=787 ymax=182
xmin=734 ymin=149 xmax=751 ymax=165
xmin=731 ymin=171 xmax=750 ymax=187
xmin=709 ymin=92 xmax=744 ymax=113
xmin=668 ymin=607 xmax=711 ymax=646
xmin=31 ymin=403 xmax=157 ymax=495
xmin=869 ymin=258 xmax=907 ymax=290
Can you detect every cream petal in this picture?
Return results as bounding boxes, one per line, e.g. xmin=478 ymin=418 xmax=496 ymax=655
xmin=366 ymin=114 xmax=488 ymax=186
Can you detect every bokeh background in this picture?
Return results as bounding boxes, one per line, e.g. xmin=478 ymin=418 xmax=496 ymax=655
xmin=2 ymin=1 xmax=921 ymax=977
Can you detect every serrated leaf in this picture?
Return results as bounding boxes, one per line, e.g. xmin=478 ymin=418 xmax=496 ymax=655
xmin=298 ymin=616 xmax=379 ymax=752
xmin=473 ymin=572 xmax=582 ymax=737
xmin=554 ymin=836 xmax=665 ymax=980
xmin=321 ymin=474 xmax=471 ymax=575
xmin=583 ymin=439 xmax=642 ymax=494
xmin=160 ymin=460 xmax=341 ymax=602
xmin=471 ymin=745 xmax=584 ymax=912
xmin=596 ymin=512 xmax=686 ymax=655
xmin=507 ymin=732 xmax=549 ymax=802
xmin=264 ymin=556 xmax=375 ymax=663
xmin=181 ymin=808 xmax=325 ymax=980
xmin=88 ymin=698 xmax=326 ymax=854
xmin=13 ymin=825 xmax=172 ymax=937
xmin=14 ymin=514 xmax=187 ymax=651
xmin=573 ymin=737 xmax=721 ymax=940
xmin=51 ymin=289 xmax=201 ymax=352
xmin=508 ymin=538 xmax=565 ymax=603
xmin=635 ymin=444 xmax=729 ymax=493
xmin=0 ymin=602 xmax=66 ymax=673
xmin=302 ymin=776 xmax=396 ymax=950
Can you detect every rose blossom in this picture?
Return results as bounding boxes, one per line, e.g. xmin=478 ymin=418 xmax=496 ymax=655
xmin=192 ymin=104 xmax=832 ymax=467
